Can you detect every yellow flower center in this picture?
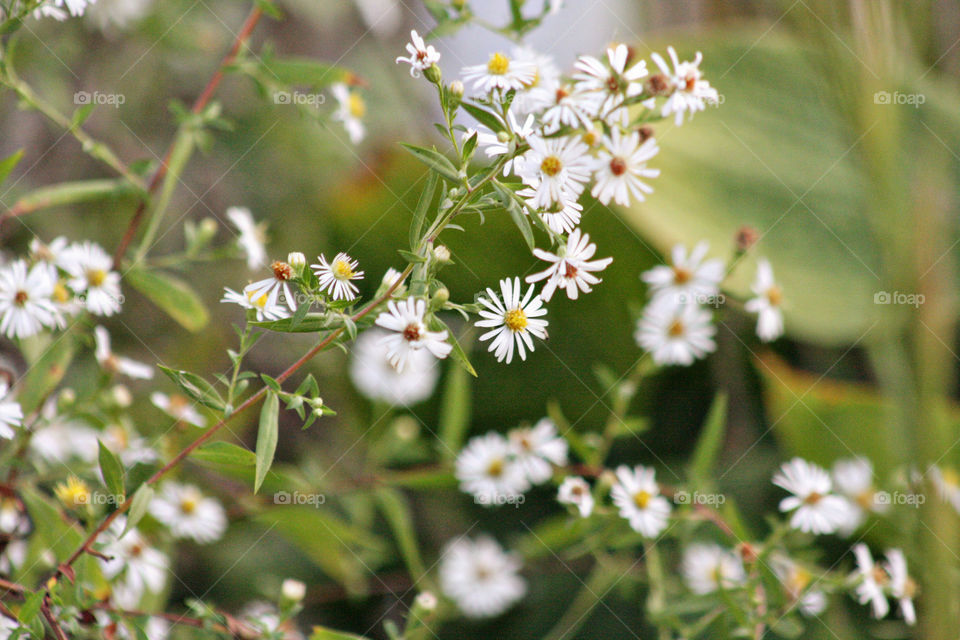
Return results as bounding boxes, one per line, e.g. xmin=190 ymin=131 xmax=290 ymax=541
xmin=87 ymin=269 xmax=107 ymax=287
xmin=788 ymin=567 xmax=812 ymax=592
xmin=672 ymin=266 xmax=691 ymax=284
xmin=504 ymin=308 xmax=528 ymax=332
xmin=487 ymin=458 xmax=504 ymax=477
xmin=767 ymin=285 xmax=782 ymax=306
xmin=582 ymin=130 xmax=598 ymax=147
xmin=348 ymin=93 xmax=366 ymax=119
xmin=856 ymin=490 xmax=875 ymax=510
xmin=53 ymin=281 xmax=70 ymax=304
xmin=180 ymin=496 xmax=198 ymax=514
xmin=633 ymin=490 xmax=651 ymax=509
xmin=540 ymin=156 xmax=562 ymax=177
xmin=487 ymin=52 xmax=510 ymax=75
xmin=667 ymin=320 xmax=685 ymax=337
xmin=943 ymin=468 xmax=960 ymax=487
xmin=55 ymin=476 xmax=90 ymax=508
xmin=333 ymin=259 xmax=355 ymax=280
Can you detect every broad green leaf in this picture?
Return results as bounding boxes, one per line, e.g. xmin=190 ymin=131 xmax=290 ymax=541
xmin=17 ymin=590 xmax=43 ymax=625
xmin=688 ymin=392 xmax=728 ymax=485
xmin=374 ymin=488 xmax=427 ymax=582
xmin=254 ymin=391 xmax=280 ymax=493
xmin=460 ymin=102 xmax=505 ymax=132
xmin=191 ymin=441 xmax=256 ymax=466
xmin=437 ymin=354 xmax=471 ymax=459
xmin=122 ymin=484 xmax=155 ymax=537
xmin=15 ymin=333 xmax=75 ymax=414
xmin=125 ymin=268 xmax=209 ymax=332
xmin=399 ymin=143 xmax=461 ymax=183
xmin=0 ymin=149 xmax=23 ymax=185
xmin=97 ymin=440 xmax=125 ymax=498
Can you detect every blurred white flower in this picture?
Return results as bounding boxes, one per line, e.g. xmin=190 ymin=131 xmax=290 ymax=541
xmin=150 ymin=483 xmax=227 ymax=544
xmin=573 ymin=44 xmax=647 ymax=117
xmin=610 ymin=464 xmax=671 ymax=537
xmin=773 ymin=458 xmax=849 ymax=535
xmin=0 ymin=383 xmax=23 ymax=440
xmin=635 ymin=296 xmax=716 ymax=366
xmin=526 ymin=228 xmax=612 ymax=301
xmin=94 ymin=326 xmax=153 ymax=379
xmin=61 ymin=241 xmax=123 ymax=316
xmin=508 ymin=418 xmax=568 ymax=484
xmin=313 ymin=252 xmax=364 ymax=301
xmin=557 ymin=476 xmax=594 ymax=517
xmin=0 ymin=260 xmax=59 ymax=338
xmin=395 ymin=30 xmax=440 ymax=77
xmin=509 ymin=46 xmax=560 ymax=115
xmin=86 ymin=0 xmax=153 ymax=31
xmin=349 ymin=329 xmax=440 ymax=405
xmin=851 ymin=543 xmax=889 ymax=619
xmin=99 ymin=518 xmax=169 ymax=609
xmin=883 ymin=549 xmax=916 ymax=626
xmin=439 ymin=535 xmax=526 ymax=618
xmin=771 ymin=554 xmax=827 ymax=617
xmin=462 ymin=52 xmax=537 ymax=94
xmin=682 ymin=543 xmax=746 ymax=594
xmin=456 ymin=432 xmax=530 ymax=504
xmin=374 ymin=297 xmax=451 ymax=371
xmin=476 ymin=277 xmax=548 ymax=364
xmin=331 ymin=83 xmax=365 ymax=144
xmin=745 ymin=258 xmax=784 ymax=342
xmin=227 ymin=207 xmax=267 ymax=271
xmin=641 ymin=241 xmax=724 ymax=304
xmin=831 ymin=457 xmax=887 ymax=535
xmin=650 ymin=46 xmax=719 ymax=125
xmin=151 ymin=392 xmax=206 ymax=428
xmin=929 ymin=464 xmax=960 ymax=514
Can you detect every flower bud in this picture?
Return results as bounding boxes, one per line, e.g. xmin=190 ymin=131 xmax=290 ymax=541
xmin=111 ymin=384 xmax=132 ymax=408
xmin=281 ymin=578 xmax=306 ymax=602
xmin=429 ymin=287 xmax=450 ymax=312
xmin=424 ymin=63 xmax=442 ymax=85
xmin=414 ymin=591 xmax=438 ymax=612
xmin=637 ymin=125 xmax=655 ymax=143
xmin=199 ymin=217 xmax=218 ymax=237
xmin=735 ymin=225 xmax=759 ymax=253
xmin=287 ymin=252 xmax=306 ymax=269
xmin=433 ymin=245 xmax=452 ymax=263
xmin=449 ymin=80 xmax=464 ymax=98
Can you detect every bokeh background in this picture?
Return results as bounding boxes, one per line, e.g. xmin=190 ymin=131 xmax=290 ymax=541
xmin=2 ymin=0 xmax=960 ymax=638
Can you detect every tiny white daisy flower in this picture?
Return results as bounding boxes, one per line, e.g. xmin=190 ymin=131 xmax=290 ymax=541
xmin=509 ymin=46 xmax=561 ymax=115
xmin=541 ymin=83 xmax=601 ymax=132
xmin=523 ymin=192 xmax=582 ymax=234
xmin=557 ymin=476 xmax=594 ymax=517
xmin=221 ymin=287 xmax=289 ymax=321
xmin=35 ymin=0 xmax=92 ymax=19
xmin=462 ymin=52 xmax=537 ymax=94
xmin=650 ymin=46 xmax=719 ymax=125
xmin=439 ymin=535 xmax=527 ymax=618
xmin=456 ymin=432 xmax=530 ymax=505
xmin=592 ymin=129 xmax=660 ymax=206
xmin=101 ymin=424 xmax=159 ymax=466
xmin=641 ymin=241 xmax=724 ymax=305
xmin=151 ymin=392 xmax=206 ymax=428
xmin=0 ymin=260 xmax=59 ymax=338
xmin=227 ymin=206 xmax=267 ymax=271
xmin=929 ymin=465 xmax=960 ymax=514
xmin=573 ymin=44 xmax=647 ymax=117
xmin=770 ymin=554 xmax=827 ymax=617
xmin=831 ymin=457 xmax=887 ymax=535
xmin=29 ymin=418 xmax=98 ymax=464
xmin=681 ymin=543 xmax=746 ymax=594
xmin=350 ymin=329 xmax=440 ymax=406
xmin=525 ymin=228 xmax=613 ymax=302
xmin=395 ymin=29 xmax=440 ymax=77
xmin=883 ymin=549 xmax=916 ymax=626
xmin=635 ymin=297 xmax=716 ymax=366
xmin=244 ymin=260 xmax=298 ymax=314
xmin=60 ymin=241 xmax=123 ymax=316
xmin=517 ymin=135 xmax=592 ymax=209
xmin=745 ymin=258 xmax=784 ymax=342
xmin=773 ymin=458 xmax=850 ymax=535
xmin=99 ymin=518 xmax=169 ymax=608
xmin=851 ymin=543 xmax=890 ymax=619
xmin=150 ymin=483 xmax=227 ymax=544
xmin=94 ymin=326 xmax=153 ymax=380
xmin=331 ymin=83 xmax=366 ymax=144
xmin=508 ymin=418 xmax=568 ymax=484
xmin=29 ymin=236 xmax=70 ymax=267
xmin=0 ymin=382 xmax=23 ymax=440
xmin=313 ymin=252 xmax=364 ymax=301
xmin=374 ymin=297 xmax=452 ymax=371
xmin=610 ymin=464 xmax=671 ymax=537
xmin=476 ymin=277 xmax=549 ymax=364
xmin=476 ymin=108 xmax=536 ymax=177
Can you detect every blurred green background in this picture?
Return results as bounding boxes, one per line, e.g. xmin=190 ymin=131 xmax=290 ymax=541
xmin=2 ymin=0 xmax=960 ymax=638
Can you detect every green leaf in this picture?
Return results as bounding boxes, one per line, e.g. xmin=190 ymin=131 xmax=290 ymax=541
xmin=253 ymin=314 xmax=338 ymax=333
xmin=399 ymin=143 xmax=461 ymax=183
xmin=122 ymin=484 xmax=155 ymax=537
xmin=688 ymin=392 xmax=728 ymax=485
xmin=460 ymin=102 xmax=505 ymax=132
xmin=191 ymin=441 xmax=256 ymax=466
xmin=15 ymin=333 xmax=74 ymax=414
xmin=374 ymin=488 xmax=427 ymax=582
xmin=309 ymin=627 xmax=371 ymax=640
xmin=493 ymin=181 xmax=535 ymax=250
xmin=18 ymin=590 xmax=43 ymax=625
xmin=437 ymin=354 xmax=471 ymax=459
xmin=8 ymin=178 xmax=140 ymax=217
xmin=258 ymin=53 xmax=352 ymax=87
xmin=158 ymin=365 xmax=224 ymax=411
xmin=431 ymin=318 xmax=476 ymax=377
xmin=97 ymin=440 xmax=125 ymax=498
xmin=71 ymin=103 xmax=96 ymax=128
xmin=410 ymin=171 xmax=438 ymax=251
xmin=0 ymin=149 xmax=23 ymax=186
xmin=125 ymin=268 xmax=210 ymax=332
xmin=254 ymin=391 xmax=280 ymax=493
xmin=260 ymin=374 xmax=282 ymax=393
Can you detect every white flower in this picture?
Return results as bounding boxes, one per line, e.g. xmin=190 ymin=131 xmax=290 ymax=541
xmin=509 ymin=46 xmax=560 ymax=115
xmin=592 ymin=129 xmax=660 ymax=206
xmin=851 ymin=543 xmax=889 ymax=619
xmin=476 ymin=277 xmax=548 ymax=364
xmin=610 ymin=465 xmax=671 ymax=537
xmin=30 ymin=418 xmax=98 ymax=463
xmin=831 ymin=457 xmax=886 ymax=535
xmin=573 ymin=44 xmax=647 ymax=117
xmin=0 ymin=614 xmax=18 ymax=640
xmin=313 ymin=252 xmax=364 ymax=301
xmin=771 ymin=554 xmax=826 ymax=617
xmin=86 ymin=0 xmax=153 ymax=31
xmin=641 ymin=241 xmax=724 ymax=305
xmin=281 ymin=578 xmax=307 ymax=602
xmin=772 ymin=458 xmax=850 ymax=535
xmin=244 ymin=260 xmax=298 ymax=314
xmin=374 ymin=298 xmax=452 ymax=371
xmin=650 ymin=46 xmax=719 ymax=125
xmin=635 ymin=297 xmax=716 ymax=366
xmin=462 ymin=52 xmax=537 ymax=94
xmin=29 ymin=236 xmax=70 ymax=267
xmin=883 ymin=549 xmax=916 ymax=626
xmin=456 ymin=432 xmax=530 ymax=505
xmin=476 ymin=108 xmax=536 ymax=177
xmin=331 ymin=83 xmax=365 ymax=144
xmin=517 ymin=135 xmax=591 ymax=209
xmin=101 ymin=424 xmax=158 ymax=466
xmin=94 ymin=326 xmax=153 ymax=380
xmin=557 ymin=476 xmax=594 ymax=517
xmin=525 ymin=229 xmax=612 ymax=301
xmin=0 ymin=260 xmax=59 ymax=338
xmin=99 ymin=518 xmax=169 ymax=609
xmin=395 ymin=29 xmax=440 ymax=77
xmin=439 ymin=536 xmax=526 ymax=618
xmin=151 ymin=392 xmax=206 ymax=428
xmin=221 ymin=287 xmax=289 ymax=321
xmin=525 ymin=193 xmax=582 ymax=234
xmin=0 ymin=383 xmax=23 ymax=440
xmin=349 ymin=329 xmax=440 ymax=406
xmin=34 ymin=0 xmax=93 ymax=19
xmin=745 ymin=258 xmax=784 ymax=342
xmin=541 ymin=84 xmax=600 ymax=132
xmin=681 ymin=544 xmax=746 ymax=594
xmin=227 ymin=206 xmax=267 ymax=271
xmin=60 ymin=241 xmax=123 ymax=316
xmin=508 ymin=418 xmax=568 ymax=484
xmin=929 ymin=464 xmax=960 ymax=514
xmin=150 ymin=483 xmax=227 ymax=544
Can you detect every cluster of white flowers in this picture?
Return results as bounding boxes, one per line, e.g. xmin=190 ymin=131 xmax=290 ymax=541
xmin=455 ymin=418 xmax=568 ymax=505
xmin=851 ymin=544 xmax=916 ymax=625
xmin=33 ymin=0 xmax=96 ymax=20
xmin=637 ymin=241 xmax=785 ymax=366
xmin=0 ymin=237 xmax=122 ymax=340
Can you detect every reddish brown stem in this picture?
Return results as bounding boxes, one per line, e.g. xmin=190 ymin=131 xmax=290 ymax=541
xmin=41 ymin=602 xmax=68 ymax=640
xmin=111 ymin=5 xmax=264 ymax=270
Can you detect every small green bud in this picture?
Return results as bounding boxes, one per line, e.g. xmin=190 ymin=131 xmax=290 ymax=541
xmin=424 ymin=64 xmax=442 ymax=85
